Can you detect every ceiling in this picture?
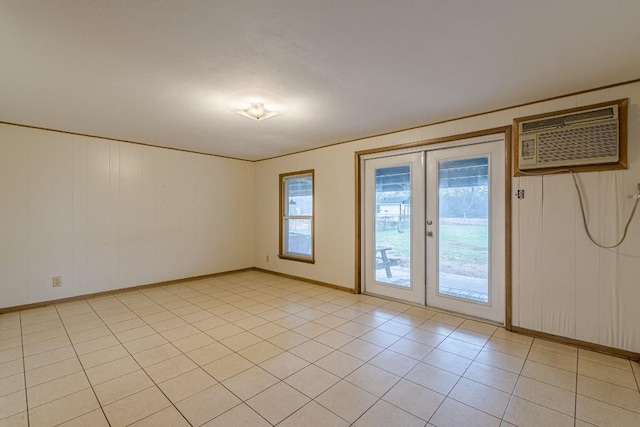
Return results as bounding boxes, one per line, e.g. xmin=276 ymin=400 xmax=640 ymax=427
xmin=1 ymin=1 xmax=639 ymax=161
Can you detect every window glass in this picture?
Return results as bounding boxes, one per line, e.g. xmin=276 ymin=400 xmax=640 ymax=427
xmin=280 ymin=171 xmax=314 ymax=262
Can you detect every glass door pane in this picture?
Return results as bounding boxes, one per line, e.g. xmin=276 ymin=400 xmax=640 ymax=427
xmin=437 ymin=157 xmax=489 ymax=302
xmin=363 ymin=152 xmax=425 ymax=305
xmin=374 ymin=166 xmax=411 ymax=286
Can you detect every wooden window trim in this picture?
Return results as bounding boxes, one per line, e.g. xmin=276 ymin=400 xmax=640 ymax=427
xmin=279 ymin=169 xmax=315 ymax=264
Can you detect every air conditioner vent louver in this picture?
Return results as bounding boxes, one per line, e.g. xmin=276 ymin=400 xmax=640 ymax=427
xmin=515 ymin=99 xmax=626 ymax=172
xmin=564 ymin=107 xmax=614 ymax=125
xmin=521 ymin=106 xmax=615 ymax=133
xmin=537 ymin=122 xmax=618 ymax=163
xmin=521 ymin=117 xmax=565 ymax=133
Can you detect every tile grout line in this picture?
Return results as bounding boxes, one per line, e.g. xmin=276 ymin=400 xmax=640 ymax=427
xmin=427 ymin=321 xmax=503 ymax=425
xmin=305 ymin=309 xmax=479 ymax=425
xmin=570 ymin=361 xmax=640 ymax=416
xmin=108 ymin=289 xmax=272 ymax=426
xmin=262 ymin=297 xmax=493 ymax=424
xmin=166 ymin=280 xmax=331 ymax=426
xmin=53 ymin=304 xmax=112 ymax=427
xmin=248 ymin=285 xmax=392 ymax=425
xmin=32 ymin=294 xmax=420 ymax=424
xmin=232 ymin=292 xmax=371 ymax=425
xmin=384 ymin=319 xmax=571 ymax=424
xmin=152 ymin=293 xmax=280 ymax=427
xmin=320 ymin=309 xmax=438 ymax=425
xmin=499 ymin=333 xmax=535 ymax=425
xmin=88 ymin=293 xmax=196 ymax=426
xmin=168 ymin=278 xmax=348 ymax=425
xmin=234 ymin=276 xmax=634 ymax=422
xmin=278 ymin=318 xmax=382 ymax=424
xmin=530 ymin=344 xmax=640 ymax=414
xmin=15 ymin=273 xmax=637 ymax=426
xmin=214 ymin=276 xmax=568 ymax=422
xmin=23 ymin=282 xmax=344 ymax=426
xmin=494 ymin=335 xmax=638 ymax=422
xmin=476 ymin=327 xmax=523 ymax=422
xmin=574 ymin=350 xmax=579 ymax=426
xmin=19 ymin=312 xmax=30 ymax=427
xmin=181 ymin=277 xmax=377 ymax=425
xmin=312 ymin=309 xmax=412 ymax=425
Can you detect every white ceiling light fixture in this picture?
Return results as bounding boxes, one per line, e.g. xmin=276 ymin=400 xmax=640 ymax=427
xmin=236 ymin=103 xmax=278 ymax=121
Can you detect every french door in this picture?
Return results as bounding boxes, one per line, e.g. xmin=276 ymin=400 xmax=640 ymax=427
xmin=363 ymin=152 xmax=425 ymax=304
xmin=362 ymin=137 xmax=505 ymax=323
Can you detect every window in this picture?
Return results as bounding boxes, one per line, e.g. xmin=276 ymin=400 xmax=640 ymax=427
xmin=279 ymin=170 xmax=314 ymax=263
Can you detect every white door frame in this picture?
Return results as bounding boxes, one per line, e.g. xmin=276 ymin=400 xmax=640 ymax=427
xmin=425 ymin=140 xmax=506 ymax=323
xmin=362 ymin=152 xmax=425 ymax=304
xmin=358 ymin=130 xmax=511 ymax=325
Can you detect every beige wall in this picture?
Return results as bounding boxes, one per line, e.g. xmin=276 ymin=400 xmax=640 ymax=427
xmin=2 ymin=82 xmax=638 ymax=352
xmin=254 ymin=82 xmax=640 ymax=353
xmin=0 ymin=124 xmax=255 ymax=308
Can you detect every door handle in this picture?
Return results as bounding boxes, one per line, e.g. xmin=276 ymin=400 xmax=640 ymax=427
xmin=426 ymin=230 xmax=433 ymax=237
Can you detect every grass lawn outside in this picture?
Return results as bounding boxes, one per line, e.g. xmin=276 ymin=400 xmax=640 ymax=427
xmin=375 ymin=217 xmax=488 ymax=278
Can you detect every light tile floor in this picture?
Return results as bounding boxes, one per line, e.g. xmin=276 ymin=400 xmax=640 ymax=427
xmin=1 ymin=270 xmax=639 ymax=427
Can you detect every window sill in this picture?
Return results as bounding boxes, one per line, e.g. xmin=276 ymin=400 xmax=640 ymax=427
xmin=278 ymin=254 xmax=315 ymax=264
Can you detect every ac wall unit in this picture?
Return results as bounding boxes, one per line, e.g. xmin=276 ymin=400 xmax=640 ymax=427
xmin=513 ymin=99 xmax=628 ymax=175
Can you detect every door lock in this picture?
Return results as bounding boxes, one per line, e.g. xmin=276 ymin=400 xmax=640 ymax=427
xmin=426 ymin=219 xmax=433 ymax=225
xmin=426 ymin=230 xmax=433 ymax=237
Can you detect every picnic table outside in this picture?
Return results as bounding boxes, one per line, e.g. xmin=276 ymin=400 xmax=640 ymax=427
xmin=375 ymin=247 xmax=399 ymax=278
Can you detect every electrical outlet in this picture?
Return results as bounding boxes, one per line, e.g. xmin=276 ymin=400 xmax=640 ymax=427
xmin=52 ymin=276 xmax=62 ymax=287
xmin=266 ymin=255 xmax=270 ymax=262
